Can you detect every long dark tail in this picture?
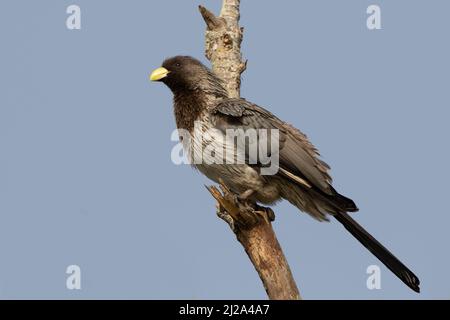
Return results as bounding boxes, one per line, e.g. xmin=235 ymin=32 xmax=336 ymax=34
xmin=334 ymin=212 xmax=420 ymax=293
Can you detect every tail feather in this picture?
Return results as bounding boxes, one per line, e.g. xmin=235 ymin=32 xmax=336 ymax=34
xmin=328 ymin=188 xmax=359 ymax=212
xmin=334 ymin=212 xmax=420 ymax=293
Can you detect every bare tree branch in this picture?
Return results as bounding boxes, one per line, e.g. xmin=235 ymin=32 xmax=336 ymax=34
xmin=199 ymin=1 xmax=245 ymax=98
xmin=199 ymin=1 xmax=301 ymax=300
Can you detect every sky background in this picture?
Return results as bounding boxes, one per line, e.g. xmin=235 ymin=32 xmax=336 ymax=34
xmin=0 ymin=0 xmax=449 ymax=299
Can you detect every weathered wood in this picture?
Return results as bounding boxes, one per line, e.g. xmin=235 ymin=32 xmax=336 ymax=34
xmin=200 ymin=0 xmax=301 ymax=300
xmin=206 ymin=182 xmax=301 ymax=300
xmin=199 ymin=2 xmax=246 ymax=98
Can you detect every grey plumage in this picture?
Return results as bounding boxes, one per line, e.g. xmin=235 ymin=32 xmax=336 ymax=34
xmin=210 ymin=98 xmax=350 ymax=221
xmin=150 ymin=55 xmax=420 ymax=293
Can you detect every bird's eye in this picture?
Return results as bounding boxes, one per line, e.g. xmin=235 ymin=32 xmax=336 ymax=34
xmin=175 ymin=63 xmax=181 ymax=67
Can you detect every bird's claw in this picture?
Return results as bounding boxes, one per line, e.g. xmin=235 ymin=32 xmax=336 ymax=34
xmin=214 ymin=179 xmax=275 ymax=229
xmin=260 ymin=206 xmax=275 ymax=222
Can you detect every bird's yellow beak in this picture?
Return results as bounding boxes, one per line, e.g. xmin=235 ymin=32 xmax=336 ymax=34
xmin=150 ymin=67 xmax=169 ymax=81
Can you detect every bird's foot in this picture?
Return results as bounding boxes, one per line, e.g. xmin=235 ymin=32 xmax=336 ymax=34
xmin=232 ymin=192 xmax=276 ymax=225
xmin=231 ymin=193 xmax=254 ymax=212
xmin=207 ymin=180 xmax=275 ymax=232
xmin=255 ymin=205 xmax=276 ymax=222
xmin=236 ymin=189 xmax=275 ymax=222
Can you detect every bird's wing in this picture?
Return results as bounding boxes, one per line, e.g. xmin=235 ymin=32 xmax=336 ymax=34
xmin=211 ymin=98 xmax=333 ymax=194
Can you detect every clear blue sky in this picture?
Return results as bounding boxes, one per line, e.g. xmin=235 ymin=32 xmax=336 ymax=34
xmin=0 ymin=0 xmax=448 ymax=299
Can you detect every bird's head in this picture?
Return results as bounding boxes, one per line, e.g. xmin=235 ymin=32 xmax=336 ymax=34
xmin=150 ymin=56 xmax=227 ymax=97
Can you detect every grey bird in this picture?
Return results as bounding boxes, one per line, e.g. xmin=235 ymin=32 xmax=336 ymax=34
xmin=150 ymin=55 xmax=420 ymax=293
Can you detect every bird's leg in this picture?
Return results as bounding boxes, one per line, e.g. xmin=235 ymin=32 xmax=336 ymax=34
xmin=237 ymin=190 xmax=276 ymax=223
xmin=228 ymin=189 xmax=254 ymax=212
xmin=214 ymin=179 xmax=275 ymax=228
xmin=237 ymin=189 xmax=255 ymax=201
xmin=217 ymin=182 xmax=252 ymax=211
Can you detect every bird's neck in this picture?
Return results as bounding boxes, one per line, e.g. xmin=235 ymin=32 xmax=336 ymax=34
xmin=172 ymin=89 xmax=226 ymax=132
xmin=173 ymin=90 xmax=207 ymax=132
